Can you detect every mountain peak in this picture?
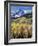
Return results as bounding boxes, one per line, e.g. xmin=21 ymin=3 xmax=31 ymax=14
xmin=11 ymin=9 xmax=32 ymax=18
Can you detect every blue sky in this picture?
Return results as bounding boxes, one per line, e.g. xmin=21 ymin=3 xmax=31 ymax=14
xmin=10 ymin=6 xmax=32 ymax=14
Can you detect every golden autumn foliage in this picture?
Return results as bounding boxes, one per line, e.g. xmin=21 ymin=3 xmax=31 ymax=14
xmin=10 ymin=17 xmax=32 ymax=38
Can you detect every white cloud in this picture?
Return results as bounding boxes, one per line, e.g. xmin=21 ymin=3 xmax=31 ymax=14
xmin=24 ymin=10 xmax=27 ymax=14
xmin=24 ymin=10 xmax=32 ymax=14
